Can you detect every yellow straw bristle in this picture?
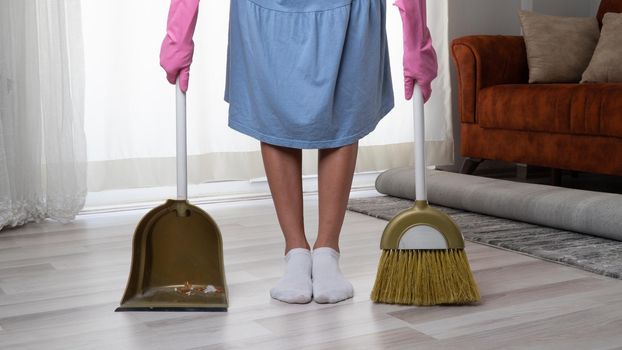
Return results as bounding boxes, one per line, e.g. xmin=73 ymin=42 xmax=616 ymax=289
xmin=370 ymin=249 xmax=480 ymax=306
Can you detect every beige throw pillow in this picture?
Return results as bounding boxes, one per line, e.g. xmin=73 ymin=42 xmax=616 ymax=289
xmin=581 ymin=12 xmax=622 ymax=83
xmin=518 ymin=10 xmax=600 ymax=83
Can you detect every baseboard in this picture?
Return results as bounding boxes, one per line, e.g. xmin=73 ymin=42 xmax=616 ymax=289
xmin=81 ymin=170 xmax=386 ymax=215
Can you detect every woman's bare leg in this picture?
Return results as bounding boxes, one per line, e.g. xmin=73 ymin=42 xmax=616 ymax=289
xmin=314 ymin=141 xmax=359 ymax=252
xmin=260 ymin=141 xmax=310 ymax=255
xmin=311 ymin=141 xmax=358 ymax=303
xmin=261 ymin=141 xmax=313 ymax=304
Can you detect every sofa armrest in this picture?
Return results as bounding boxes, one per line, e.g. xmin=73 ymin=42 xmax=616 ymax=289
xmin=451 ymin=35 xmax=529 ymax=123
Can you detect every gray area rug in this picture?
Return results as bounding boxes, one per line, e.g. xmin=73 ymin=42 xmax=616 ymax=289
xmin=347 ymin=195 xmax=622 ymax=280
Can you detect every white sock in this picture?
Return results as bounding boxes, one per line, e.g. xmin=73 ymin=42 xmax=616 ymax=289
xmin=311 ymin=247 xmax=354 ymax=303
xmin=269 ymin=247 xmax=312 ymax=304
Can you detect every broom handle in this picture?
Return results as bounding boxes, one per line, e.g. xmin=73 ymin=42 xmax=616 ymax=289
xmin=176 ymin=77 xmax=188 ymax=201
xmin=413 ymin=83 xmax=427 ymax=201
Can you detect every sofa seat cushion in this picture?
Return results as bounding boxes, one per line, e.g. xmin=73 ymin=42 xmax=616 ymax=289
xmin=477 ymin=83 xmax=622 ymax=137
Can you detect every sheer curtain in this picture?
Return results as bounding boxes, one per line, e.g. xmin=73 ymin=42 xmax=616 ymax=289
xmin=0 ymin=0 xmax=87 ymax=230
xmin=83 ymin=0 xmax=453 ymax=192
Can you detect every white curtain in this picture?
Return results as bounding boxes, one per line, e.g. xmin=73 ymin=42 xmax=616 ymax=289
xmin=0 ymin=0 xmax=86 ymax=230
xmin=83 ymin=0 xmax=453 ymax=192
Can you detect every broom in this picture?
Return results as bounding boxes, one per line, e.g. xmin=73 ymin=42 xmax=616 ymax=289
xmin=369 ymin=84 xmax=480 ymax=306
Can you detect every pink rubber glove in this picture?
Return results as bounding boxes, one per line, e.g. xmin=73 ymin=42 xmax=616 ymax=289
xmin=159 ymin=0 xmax=200 ymax=93
xmin=393 ymin=0 xmax=438 ymax=102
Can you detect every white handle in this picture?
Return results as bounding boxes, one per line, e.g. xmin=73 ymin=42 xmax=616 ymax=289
xmin=413 ymin=83 xmax=427 ymax=201
xmin=176 ymin=77 xmax=188 ymax=200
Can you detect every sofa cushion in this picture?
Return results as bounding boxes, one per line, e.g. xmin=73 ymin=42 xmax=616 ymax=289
xmin=477 ymin=83 xmax=622 ymax=137
xmin=581 ymin=13 xmax=622 ymax=83
xmin=518 ymin=10 xmax=600 ymax=83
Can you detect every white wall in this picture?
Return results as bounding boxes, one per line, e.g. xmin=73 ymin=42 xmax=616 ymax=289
xmin=440 ymin=0 xmax=600 ymax=173
xmin=531 ymin=0 xmax=600 ymax=16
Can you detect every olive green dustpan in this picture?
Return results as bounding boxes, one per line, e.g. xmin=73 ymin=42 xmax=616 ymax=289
xmin=115 ymin=79 xmax=228 ymax=312
xmin=370 ymin=84 xmax=480 ymax=306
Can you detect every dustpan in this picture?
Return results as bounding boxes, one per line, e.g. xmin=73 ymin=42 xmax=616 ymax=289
xmin=115 ymin=78 xmax=229 ymax=312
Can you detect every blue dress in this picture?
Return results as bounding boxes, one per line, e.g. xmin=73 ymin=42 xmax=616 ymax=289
xmin=224 ymin=0 xmax=394 ymax=149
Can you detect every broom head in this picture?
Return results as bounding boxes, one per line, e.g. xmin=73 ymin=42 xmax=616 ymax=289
xmin=370 ymin=200 xmax=480 ymax=306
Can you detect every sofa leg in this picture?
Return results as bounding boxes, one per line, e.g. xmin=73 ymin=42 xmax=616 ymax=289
xmin=460 ymin=157 xmax=484 ymax=174
xmin=516 ymin=163 xmax=549 ymax=180
xmin=551 ymin=168 xmax=562 ymax=186
xmin=516 ymin=163 xmax=529 ymax=180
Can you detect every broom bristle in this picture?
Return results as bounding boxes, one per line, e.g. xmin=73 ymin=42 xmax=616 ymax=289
xmin=370 ymin=249 xmax=480 ymax=306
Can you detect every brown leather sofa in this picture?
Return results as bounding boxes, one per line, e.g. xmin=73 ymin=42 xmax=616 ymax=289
xmin=451 ymin=0 xmax=622 ymax=181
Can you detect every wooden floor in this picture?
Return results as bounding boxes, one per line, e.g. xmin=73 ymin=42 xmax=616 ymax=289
xmin=1 ymin=192 xmax=622 ymax=350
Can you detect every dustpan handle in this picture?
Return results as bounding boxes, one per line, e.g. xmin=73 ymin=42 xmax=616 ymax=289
xmin=413 ymin=83 xmax=427 ymax=201
xmin=176 ymin=77 xmax=188 ymax=200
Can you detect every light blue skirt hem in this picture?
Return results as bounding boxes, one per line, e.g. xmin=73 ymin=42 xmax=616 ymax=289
xmin=227 ymin=100 xmax=395 ymax=149
xmin=225 ymin=0 xmax=394 ymax=149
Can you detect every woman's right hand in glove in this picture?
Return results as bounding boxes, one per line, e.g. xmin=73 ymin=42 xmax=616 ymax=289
xmin=159 ymin=0 xmax=200 ymax=93
xmin=393 ymin=0 xmax=438 ymax=103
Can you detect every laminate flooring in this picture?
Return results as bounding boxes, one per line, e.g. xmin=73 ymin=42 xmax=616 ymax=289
xmin=1 ymin=192 xmax=621 ymax=350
